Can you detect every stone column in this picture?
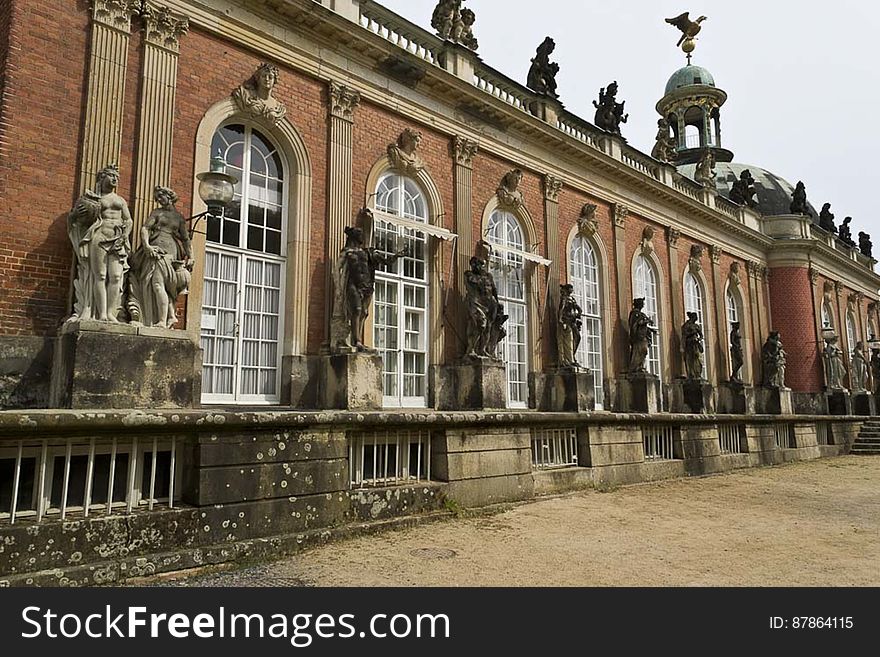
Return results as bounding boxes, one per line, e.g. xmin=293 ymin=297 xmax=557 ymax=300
xmin=746 ymin=261 xmax=762 ymax=381
xmin=665 ymin=227 xmax=683 ymax=378
xmin=710 ymin=245 xmax=726 ymax=385
xmin=325 ymin=81 xmax=361 ymax=347
xmin=612 ymin=203 xmax=630 ymax=372
xmin=132 ymin=3 xmax=189 ymax=241
xmin=451 ymin=136 xmax=478 ymax=352
xmin=79 ymin=0 xmax=140 ymax=193
xmin=543 ymin=174 xmax=563 ymax=364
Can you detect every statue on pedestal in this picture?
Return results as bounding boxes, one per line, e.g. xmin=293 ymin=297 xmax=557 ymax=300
xmin=651 ymin=118 xmax=677 ymax=163
xmin=838 ymin=217 xmax=856 ymax=247
xmin=526 ymin=37 xmax=559 ymax=98
xmin=762 ymin=331 xmax=787 ymax=388
xmin=464 ymin=254 xmax=507 ymax=359
xmin=729 ymin=169 xmax=758 ymax=208
xmin=822 ymin=336 xmax=846 ymax=390
xmin=694 ymin=149 xmax=716 ymax=188
xmin=729 ymin=321 xmax=744 ymax=383
xmin=594 ymin=81 xmax=628 ymax=136
xmin=431 ymin=1 xmax=478 ymax=50
xmin=851 ymin=341 xmax=868 ymax=391
xmin=789 ymin=181 xmax=809 ymax=215
xmin=557 ymin=283 xmax=583 ymax=369
xmin=818 ymin=203 xmax=836 ymax=233
xmin=66 ymin=164 xmax=133 ymax=323
xmin=128 ymin=186 xmax=194 ymax=328
xmin=859 ymin=232 xmax=873 ymax=259
xmin=682 ymin=311 xmax=704 ymax=380
xmin=628 ymin=297 xmax=656 ymax=373
xmin=871 ymin=348 xmax=880 ymax=395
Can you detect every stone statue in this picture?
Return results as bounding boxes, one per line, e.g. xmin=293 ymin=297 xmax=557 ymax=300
xmin=818 ymin=203 xmax=836 ymax=233
xmin=628 ymin=297 xmax=656 ymax=373
xmin=729 ymin=169 xmax=757 ymax=208
xmin=651 ymin=118 xmax=677 ymax=163
xmin=387 ymin=128 xmax=424 ymax=176
xmin=526 ymin=37 xmax=559 ymax=98
xmin=431 ymin=1 xmax=478 ymax=50
xmin=694 ymin=149 xmax=716 ymax=188
xmin=232 ymin=63 xmax=287 ymax=125
xmin=593 ymin=81 xmax=628 ymax=136
xmin=851 ymin=341 xmax=868 ymax=391
xmin=762 ymin=331 xmax=786 ymax=388
xmin=789 ymin=181 xmax=809 ymax=215
xmin=557 ymin=283 xmax=583 ymax=369
xmin=452 ymin=7 xmax=478 ymax=50
xmin=871 ymin=348 xmax=880 ymax=395
xmin=336 ymin=219 xmax=404 ymax=352
xmin=859 ymin=232 xmax=873 ymax=258
xmin=681 ymin=311 xmax=704 ymax=380
xmin=496 ymin=169 xmax=524 ymax=210
xmin=128 ymin=186 xmax=194 ymax=328
xmin=464 ymin=255 xmax=507 ymax=359
xmin=729 ymin=321 xmax=744 ymax=382
xmin=822 ymin=336 xmax=847 ymax=390
xmin=838 ymin=217 xmax=856 ymax=247
xmin=66 ymin=164 xmax=133 ymax=323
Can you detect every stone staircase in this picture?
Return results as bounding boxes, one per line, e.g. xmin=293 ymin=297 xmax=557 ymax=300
xmin=851 ymin=421 xmax=880 ymax=455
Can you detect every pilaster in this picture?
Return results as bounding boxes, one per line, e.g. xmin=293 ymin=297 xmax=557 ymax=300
xmin=543 ymin=174 xmax=563 ymax=363
xmin=613 ymin=203 xmax=630 ymax=372
xmin=710 ymin=245 xmax=726 ymax=386
xmin=665 ymin=227 xmax=682 ymax=378
xmin=451 ymin=136 xmax=478 ymax=353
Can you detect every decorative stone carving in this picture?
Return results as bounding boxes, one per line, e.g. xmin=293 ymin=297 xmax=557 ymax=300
xmin=729 ymin=261 xmax=742 ymax=288
xmin=746 ymin=260 xmax=760 ymax=278
xmin=872 ymin=348 xmax=880 ymax=396
xmin=710 ymin=244 xmax=722 ymax=265
xmin=328 ymin=81 xmax=361 ymax=121
xmin=729 ymin=321 xmax=744 ymax=382
xmin=543 ymin=175 xmax=563 ymax=203
xmin=640 ymin=226 xmax=656 ymax=257
xmin=128 ymin=186 xmax=193 ymax=328
xmin=808 ymin=267 xmax=819 ymax=286
xmin=431 ymin=0 xmax=478 ymax=51
xmin=593 ymin=81 xmax=628 ymax=136
xmin=834 ymin=281 xmax=843 ymax=297
xmin=729 ymin=169 xmax=757 ymax=208
xmin=92 ymin=0 xmax=140 ymax=30
xmin=666 ymin=226 xmax=681 ymax=247
xmin=693 ymin=149 xmax=716 ymax=188
xmin=859 ymin=232 xmax=873 ymax=258
xmin=851 ymin=341 xmax=868 ymax=392
xmin=818 ymin=203 xmax=836 ymax=233
xmin=688 ymin=244 xmax=703 ymax=274
xmin=66 ymin=164 xmax=133 ymax=323
xmin=578 ymin=204 xmax=599 ymax=238
xmin=682 ymin=311 xmax=704 ymax=380
xmin=141 ymin=2 xmax=189 ymax=51
xmin=526 ymin=37 xmax=559 ymax=98
xmin=464 ymin=252 xmax=507 ymax=360
xmin=822 ymin=280 xmax=834 ymax=303
xmin=762 ymin=331 xmax=787 ymax=388
xmin=822 ymin=336 xmax=847 ymax=391
xmin=628 ymin=297 xmax=656 ymax=373
xmin=387 ymin=128 xmax=424 ymax=176
xmin=233 ymin=63 xmax=287 ymax=125
xmin=789 ymin=180 xmax=809 ymax=215
xmin=613 ymin=203 xmax=628 ymax=229
xmin=651 ymin=118 xmax=677 ymax=163
xmin=838 ymin=217 xmax=856 ymax=247
xmin=335 ymin=216 xmax=404 ymax=352
xmin=557 ymin=283 xmax=583 ymax=369
xmin=452 ymin=136 xmax=478 ymax=167
xmin=496 ymin=169 xmax=524 ymax=211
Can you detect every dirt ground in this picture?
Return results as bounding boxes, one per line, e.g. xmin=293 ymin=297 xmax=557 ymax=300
xmin=162 ymin=456 xmax=880 ymax=587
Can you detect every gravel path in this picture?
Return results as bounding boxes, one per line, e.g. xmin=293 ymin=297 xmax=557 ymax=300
xmin=153 ymin=456 xmax=880 ymax=587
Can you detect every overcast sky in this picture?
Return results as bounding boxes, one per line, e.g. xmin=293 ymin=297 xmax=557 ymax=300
xmin=381 ymin=0 xmax=880 ymax=238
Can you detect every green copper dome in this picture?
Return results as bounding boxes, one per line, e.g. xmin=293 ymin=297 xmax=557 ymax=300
xmin=665 ymin=64 xmax=715 ymax=95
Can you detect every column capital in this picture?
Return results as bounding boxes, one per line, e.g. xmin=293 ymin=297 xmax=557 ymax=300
xmin=142 ymin=2 xmax=189 ymax=52
xmin=665 ymin=226 xmax=681 ymax=248
xmin=451 ymin=136 xmax=479 ymax=168
xmin=328 ymin=81 xmax=361 ymax=121
xmin=808 ymin=267 xmax=819 ymax=286
xmin=92 ymin=0 xmax=140 ymax=32
xmin=543 ymin=174 xmax=563 ymax=203
xmin=613 ymin=203 xmax=628 ymax=229
xmin=710 ymin=244 xmax=723 ymax=265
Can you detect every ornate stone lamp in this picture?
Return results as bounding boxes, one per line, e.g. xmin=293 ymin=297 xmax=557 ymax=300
xmin=190 ymin=152 xmax=238 ymax=236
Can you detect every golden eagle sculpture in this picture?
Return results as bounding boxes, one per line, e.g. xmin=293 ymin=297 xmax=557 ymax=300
xmin=666 ymin=12 xmax=707 ymax=48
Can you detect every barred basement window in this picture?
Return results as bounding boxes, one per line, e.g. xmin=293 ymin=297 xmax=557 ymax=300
xmin=816 ymin=422 xmax=834 ymax=446
xmin=642 ymin=425 xmax=678 ymax=461
xmin=773 ymin=423 xmax=796 ymax=449
xmin=718 ymin=424 xmax=747 ymax=454
xmin=349 ymin=431 xmax=432 ymax=488
xmin=530 ymin=428 xmax=578 ymax=469
xmin=0 ymin=437 xmax=180 ymax=525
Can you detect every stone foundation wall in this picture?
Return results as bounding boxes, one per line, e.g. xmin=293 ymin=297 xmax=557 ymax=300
xmin=0 ymin=336 xmax=53 ymax=409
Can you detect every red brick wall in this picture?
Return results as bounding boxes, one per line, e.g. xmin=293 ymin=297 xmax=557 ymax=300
xmin=769 ymin=267 xmax=821 ymax=392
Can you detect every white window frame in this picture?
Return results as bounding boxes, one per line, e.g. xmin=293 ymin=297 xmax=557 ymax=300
xmin=821 ymin=302 xmax=834 ymax=330
xmin=846 ymin=311 xmax=858 ymax=353
xmin=569 ymin=235 xmax=604 ymax=408
xmin=634 ymin=255 xmax=662 ymax=378
xmin=684 ymin=272 xmax=709 ymax=379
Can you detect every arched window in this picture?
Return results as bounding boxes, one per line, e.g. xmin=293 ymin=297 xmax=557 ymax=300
xmin=569 ymin=236 xmax=604 ymax=408
xmin=725 ymin=286 xmax=741 ymax=379
xmin=846 ymin=311 xmax=858 ymax=354
xmin=373 ymin=172 xmax=430 ymax=407
xmin=684 ymin=272 xmax=708 ymax=378
xmin=201 ymin=123 xmax=286 ymax=404
xmin=487 ymin=210 xmax=529 ymax=407
xmin=869 ymin=318 xmax=878 ymax=342
xmin=821 ymin=302 xmax=834 ymax=330
xmin=634 ymin=255 xmax=662 ymax=377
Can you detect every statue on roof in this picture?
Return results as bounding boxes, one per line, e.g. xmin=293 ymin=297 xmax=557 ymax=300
xmin=431 ymin=0 xmax=478 ymax=51
xmin=838 ymin=217 xmax=856 ymax=247
xmin=651 ymin=118 xmax=677 ymax=163
xmin=694 ymin=149 xmax=716 ymax=188
xmin=526 ymin=37 xmax=559 ymax=98
xmin=859 ymin=232 xmax=873 ymax=258
xmin=593 ymin=81 xmax=628 ymax=136
xmin=790 ymin=181 xmax=809 ymax=215
xmin=665 ymin=12 xmax=707 ymax=55
xmin=729 ymin=169 xmax=758 ymax=208
xmin=818 ymin=203 xmax=836 ymax=233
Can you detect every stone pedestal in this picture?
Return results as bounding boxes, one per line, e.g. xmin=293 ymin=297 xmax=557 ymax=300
xmin=533 ymin=368 xmax=595 ymax=413
xmin=616 ymin=372 xmax=661 ymax=414
xmin=754 ymin=386 xmax=793 ymax=415
xmin=826 ymin=389 xmax=853 ymax=416
xmin=852 ymin=392 xmax=875 ymax=416
xmin=671 ymin=378 xmax=715 ymax=414
xmin=717 ymin=381 xmax=755 ymax=414
xmin=318 ymin=352 xmax=383 ymax=410
xmin=434 ymin=359 xmax=507 ymax=410
xmin=49 ymin=320 xmax=201 ymax=409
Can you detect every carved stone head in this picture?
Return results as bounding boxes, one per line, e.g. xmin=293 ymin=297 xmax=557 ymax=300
xmin=253 ymin=63 xmax=279 ymax=95
xmin=96 ymin=163 xmax=120 ymax=191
